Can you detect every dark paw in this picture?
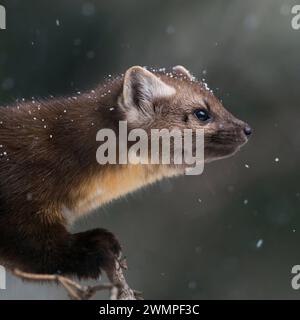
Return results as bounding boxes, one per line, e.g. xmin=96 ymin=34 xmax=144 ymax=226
xmin=77 ymin=228 xmax=122 ymax=256
xmin=71 ymin=228 xmax=122 ymax=278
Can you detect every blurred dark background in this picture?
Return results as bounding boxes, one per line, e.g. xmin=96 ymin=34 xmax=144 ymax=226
xmin=0 ymin=0 xmax=300 ymax=299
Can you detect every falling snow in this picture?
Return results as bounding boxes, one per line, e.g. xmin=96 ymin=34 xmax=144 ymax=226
xmin=82 ymin=3 xmax=96 ymax=16
xmin=256 ymin=239 xmax=263 ymax=249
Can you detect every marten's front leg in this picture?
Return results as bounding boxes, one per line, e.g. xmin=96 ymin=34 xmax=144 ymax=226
xmin=1 ymin=222 xmax=122 ymax=279
xmin=67 ymin=228 xmax=122 ymax=278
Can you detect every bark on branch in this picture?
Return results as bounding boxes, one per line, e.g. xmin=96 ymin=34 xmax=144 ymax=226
xmin=13 ymin=257 xmax=142 ymax=300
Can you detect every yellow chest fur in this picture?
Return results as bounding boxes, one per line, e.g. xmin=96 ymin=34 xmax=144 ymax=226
xmin=64 ymin=164 xmax=179 ymax=221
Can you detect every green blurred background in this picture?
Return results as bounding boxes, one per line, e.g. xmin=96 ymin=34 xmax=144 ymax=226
xmin=0 ymin=0 xmax=300 ymax=299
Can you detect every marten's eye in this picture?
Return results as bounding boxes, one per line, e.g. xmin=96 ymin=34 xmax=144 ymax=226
xmin=194 ymin=109 xmax=210 ymax=122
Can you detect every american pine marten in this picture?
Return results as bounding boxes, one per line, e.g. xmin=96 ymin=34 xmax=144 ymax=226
xmin=0 ymin=66 xmax=251 ymax=279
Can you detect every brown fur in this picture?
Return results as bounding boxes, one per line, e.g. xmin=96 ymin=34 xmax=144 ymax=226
xmin=0 ymin=66 xmax=251 ymax=278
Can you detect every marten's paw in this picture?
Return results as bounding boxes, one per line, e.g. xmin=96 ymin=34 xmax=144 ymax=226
xmin=70 ymin=228 xmax=122 ymax=279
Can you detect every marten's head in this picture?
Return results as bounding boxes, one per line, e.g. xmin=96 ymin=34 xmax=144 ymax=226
xmin=116 ymin=65 xmax=251 ymax=167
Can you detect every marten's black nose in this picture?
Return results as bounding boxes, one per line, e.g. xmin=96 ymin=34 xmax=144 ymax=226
xmin=243 ymin=126 xmax=252 ymax=137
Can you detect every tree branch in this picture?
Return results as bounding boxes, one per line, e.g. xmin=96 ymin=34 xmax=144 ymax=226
xmin=13 ymin=257 xmax=143 ymax=300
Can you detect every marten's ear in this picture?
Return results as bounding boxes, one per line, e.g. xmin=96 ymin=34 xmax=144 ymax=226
xmin=121 ymin=66 xmax=175 ymax=120
xmin=173 ymin=65 xmax=195 ymax=81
